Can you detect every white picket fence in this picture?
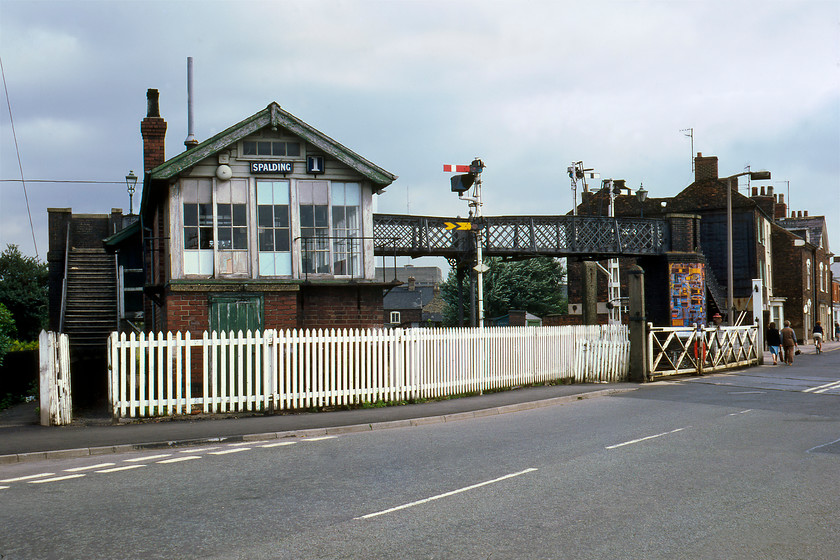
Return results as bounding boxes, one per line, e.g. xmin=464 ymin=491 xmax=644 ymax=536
xmin=107 ymin=324 xmax=630 ymax=419
xmin=39 ymin=330 xmax=72 ymax=426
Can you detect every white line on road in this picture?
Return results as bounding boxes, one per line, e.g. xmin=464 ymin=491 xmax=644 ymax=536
xmin=0 ymin=485 xmax=8 ymax=490
xmin=728 ymin=391 xmax=766 ymax=394
xmin=806 ymin=437 xmax=840 ymax=454
xmin=0 ymin=473 xmax=55 ymax=483
xmin=606 ymin=428 xmax=688 ymax=450
xmin=124 ymin=454 xmax=171 ymax=462
xmin=28 ymin=474 xmax=86 ymax=484
xmin=260 ymin=441 xmax=297 ymax=448
xmin=302 ymin=436 xmax=337 ymax=442
xmin=157 ymin=456 xmax=201 ymax=464
xmin=209 ymin=448 xmax=251 ymax=455
xmin=180 ymin=447 xmax=219 ymax=453
xmin=97 ymin=465 xmax=146 ymax=473
xmin=803 ymin=380 xmax=840 ymax=394
xmin=355 ymin=468 xmax=539 ymax=520
xmin=64 ymin=463 xmax=116 ymax=472
xmin=728 ymin=409 xmax=753 ymax=416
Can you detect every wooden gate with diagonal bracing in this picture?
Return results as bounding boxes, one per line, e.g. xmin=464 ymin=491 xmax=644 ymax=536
xmin=648 ymin=325 xmax=758 ymax=378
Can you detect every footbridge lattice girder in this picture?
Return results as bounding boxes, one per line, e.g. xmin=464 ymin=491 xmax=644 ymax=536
xmin=373 ymin=214 xmax=670 ymax=259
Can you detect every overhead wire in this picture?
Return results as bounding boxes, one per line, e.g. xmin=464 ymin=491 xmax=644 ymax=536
xmin=0 ymin=54 xmax=39 ymax=258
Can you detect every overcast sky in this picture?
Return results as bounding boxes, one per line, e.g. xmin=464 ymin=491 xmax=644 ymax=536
xmin=1 ymin=0 xmax=838 ymax=266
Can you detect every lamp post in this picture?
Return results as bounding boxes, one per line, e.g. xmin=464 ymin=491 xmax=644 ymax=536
xmin=125 ymin=170 xmax=138 ymax=215
xmin=636 ymin=184 xmax=648 ymax=218
xmin=724 ymin=169 xmax=771 ymax=324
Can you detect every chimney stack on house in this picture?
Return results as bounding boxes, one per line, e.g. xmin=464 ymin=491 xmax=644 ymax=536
xmin=694 ymin=152 xmax=719 ymax=182
xmin=141 ymin=89 xmax=167 ymax=173
xmin=774 ymin=193 xmax=787 ymax=220
xmin=750 ymin=184 xmax=777 ymax=221
xmin=407 ymin=276 xmax=416 ymax=291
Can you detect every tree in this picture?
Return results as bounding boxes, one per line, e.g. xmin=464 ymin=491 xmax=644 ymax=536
xmin=0 ymin=245 xmax=48 ymax=341
xmin=441 ymin=257 xmax=567 ymax=326
xmin=0 ymin=303 xmax=14 ymax=366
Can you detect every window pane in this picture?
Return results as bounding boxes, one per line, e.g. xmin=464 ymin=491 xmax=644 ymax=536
xmin=199 ymin=204 xmax=213 ymax=226
xmin=217 ymin=205 xmax=232 ymax=226
xmin=259 ymin=229 xmax=273 ymax=251
xmin=184 ymin=203 xmax=198 ymax=227
xmin=300 ymin=206 xmax=314 ymax=227
xmin=257 ymin=180 xmax=272 ymax=203
xmin=275 ymin=205 xmax=289 ymax=227
xmin=233 ymin=204 xmax=247 ymax=226
xmin=199 ymin=227 xmax=213 ymax=249
xmin=257 ymin=141 xmax=271 ymax=155
xmin=272 ymin=142 xmax=286 ymax=156
xmin=331 ymin=183 xmax=345 ymax=206
xmin=346 ymin=206 xmax=359 ymax=230
xmin=258 ymin=205 xmax=273 ymax=227
xmin=286 ymin=143 xmax=300 ymax=157
xmin=345 ymin=182 xmax=361 ymax=203
xmin=314 ymin=205 xmax=328 ymax=227
xmin=218 ymin=229 xmax=232 ymax=249
xmin=233 ymin=227 xmax=248 ymax=250
xmin=275 ymin=230 xmax=290 ymax=252
xmin=184 ymin=227 xmax=198 ymax=249
xmin=333 ymin=206 xmax=346 ymax=230
xmin=243 ymin=141 xmax=257 ymax=155
xmin=273 ymin=182 xmax=289 ymax=204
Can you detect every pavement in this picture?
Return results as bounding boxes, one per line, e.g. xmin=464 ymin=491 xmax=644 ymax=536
xmin=0 ymin=382 xmax=639 ymax=464
xmin=2 ymin=338 xmax=836 ymax=465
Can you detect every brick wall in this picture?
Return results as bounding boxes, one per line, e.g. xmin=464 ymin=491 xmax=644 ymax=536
xmin=299 ymin=285 xmax=384 ymax=329
xmin=264 ymin=291 xmax=299 ymax=330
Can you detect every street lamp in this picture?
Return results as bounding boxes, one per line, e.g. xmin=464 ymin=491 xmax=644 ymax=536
xmin=725 ymin=169 xmax=771 ymax=324
xmin=636 ymin=184 xmax=648 ymax=218
xmin=125 ymin=170 xmax=138 ymax=215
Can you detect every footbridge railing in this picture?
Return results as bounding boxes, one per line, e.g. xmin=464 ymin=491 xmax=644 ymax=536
xmin=373 ymin=214 xmax=669 ymax=258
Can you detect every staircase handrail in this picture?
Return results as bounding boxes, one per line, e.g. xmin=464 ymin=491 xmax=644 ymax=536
xmin=59 ymin=222 xmax=71 ymax=333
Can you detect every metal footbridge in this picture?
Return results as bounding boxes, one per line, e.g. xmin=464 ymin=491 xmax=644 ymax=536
xmin=373 ymin=214 xmax=670 ymax=260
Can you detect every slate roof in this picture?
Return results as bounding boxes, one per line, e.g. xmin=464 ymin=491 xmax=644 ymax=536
xmin=776 ymin=215 xmax=829 ymax=252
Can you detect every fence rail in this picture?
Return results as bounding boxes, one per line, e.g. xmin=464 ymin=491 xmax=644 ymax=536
xmin=648 ymin=325 xmax=758 ymax=378
xmin=108 ymin=325 xmax=630 ymax=419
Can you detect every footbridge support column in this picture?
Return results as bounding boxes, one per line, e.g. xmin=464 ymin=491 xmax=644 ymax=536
xmin=629 ymin=265 xmax=650 ymax=382
xmin=582 ymin=261 xmax=598 ymax=325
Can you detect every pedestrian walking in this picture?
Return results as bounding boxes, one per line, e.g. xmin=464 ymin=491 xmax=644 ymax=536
xmin=766 ymin=322 xmax=781 ymax=365
xmin=780 ymin=320 xmax=798 ymax=365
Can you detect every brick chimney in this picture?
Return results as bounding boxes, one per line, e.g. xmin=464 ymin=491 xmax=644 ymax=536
xmin=694 ymin=152 xmax=718 ymax=182
xmin=751 ymin=185 xmax=776 ymax=221
xmin=141 ymin=89 xmax=167 ymax=173
xmin=407 ymin=276 xmax=416 ymax=291
xmin=774 ymin=193 xmax=787 ymax=219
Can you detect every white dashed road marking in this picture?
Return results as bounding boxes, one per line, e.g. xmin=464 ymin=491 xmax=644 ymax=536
xmin=356 ymin=468 xmax=539 ymax=520
xmin=97 ymin=465 xmax=146 ymax=473
xmin=606 ymin=427 xmax=688 ymax=450
xmin=64 ymin=463 xmax=116 ymax=472
xmin=124 ymin=454 xmax=171 ymax=462
xmin=28 ymin=474 xmax=86 ymax=484
xmin=0 ymin=473 xmax=55 ymax=483
xmin=157 ymin=456 xmax=201 ymax=464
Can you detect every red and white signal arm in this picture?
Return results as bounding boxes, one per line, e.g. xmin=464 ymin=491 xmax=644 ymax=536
xmin=443 ymin=164 xmax=471 ymax=173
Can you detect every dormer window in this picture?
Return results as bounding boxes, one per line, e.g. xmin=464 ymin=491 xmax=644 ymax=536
xmin=243 ymin=140 xmax=301 ymax=157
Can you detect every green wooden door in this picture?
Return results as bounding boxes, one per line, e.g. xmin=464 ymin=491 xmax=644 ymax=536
xmin=209 ymin=295 xmax=264 ymax=334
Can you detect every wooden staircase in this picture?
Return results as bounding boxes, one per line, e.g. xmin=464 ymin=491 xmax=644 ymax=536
xmin=62 ymin=248 xmax=118 ymax=351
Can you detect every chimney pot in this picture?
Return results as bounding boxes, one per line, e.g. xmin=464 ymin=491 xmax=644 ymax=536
xmin=760 ymin=186 xmax=766 ymax=196
xmin=751 ymin=186 xmax=758 ymax=197
xmin=146 ymin=89 xmax=160 ymax=118
xmin=804 ymin=210 xmax=808 ymax=217
xmin=768 ymin=186 xmax=774 ymax=196
xmin=407 ymin=277 xmax=416 ymax=291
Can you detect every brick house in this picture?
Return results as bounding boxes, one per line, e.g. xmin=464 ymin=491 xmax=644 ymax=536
xmin=567 ymin=153 xmax=779 ymax=327
xmin=376 ymin=265 xmax=445 ymax=327
xmin=137 ymin=89 xmax=398 ymax=335
xmin=772 ymin=212 xmax=833 ymax=342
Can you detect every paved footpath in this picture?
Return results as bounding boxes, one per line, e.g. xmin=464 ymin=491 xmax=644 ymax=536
xmin=0 ymin=383 xmax=637 ymax=463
